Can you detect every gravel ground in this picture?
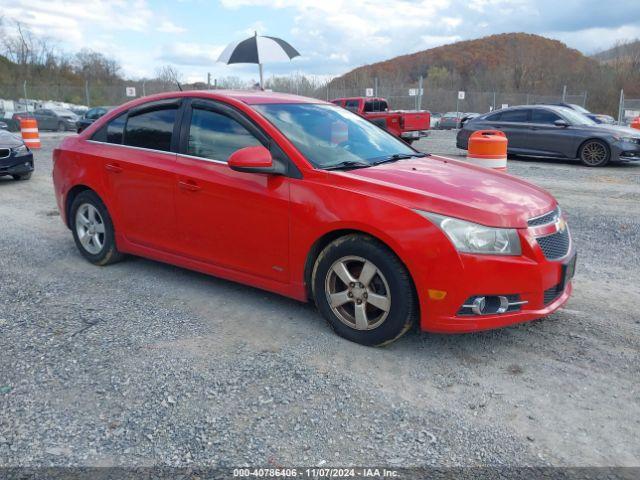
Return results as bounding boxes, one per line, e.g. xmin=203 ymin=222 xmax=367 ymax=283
xmin=0 ymin=131 xmax=639 ymax=468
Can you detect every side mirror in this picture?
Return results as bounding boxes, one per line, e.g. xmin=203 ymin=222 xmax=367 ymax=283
xmin=554 ymin=119 xmax=569 ymax=128
xmin=228 ymin=145 xmax=283 ymax=175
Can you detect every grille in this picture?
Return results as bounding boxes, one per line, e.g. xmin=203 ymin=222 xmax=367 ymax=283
xmin=0 ymin=148 xmax=10 ymax=159
xmin=537 ymin=228 xmax=570 ymax=260
xmin=528 ymin=207 xmax=559 ymax=227
xmin=544 ymin=284 xmax=564 ymax=305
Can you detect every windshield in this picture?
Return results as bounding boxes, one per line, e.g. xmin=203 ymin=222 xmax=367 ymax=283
xmin=558 ymin=108 xmax=596 ymax=126
xmin=53 ymin=109 xmax=76 ymax=117
xmin=254 ymin=103 xmax=417 ymax=169
xmin=569 ymin=104 xmax=590 ymax=114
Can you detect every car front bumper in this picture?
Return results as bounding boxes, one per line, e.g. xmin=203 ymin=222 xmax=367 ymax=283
xmin=611 ymin=140 xmax=640 ymax=162
xmin=412 ymin=222 xmax=576 ymax=333
xmin=0 ymin=151 xmax=34 ymax=176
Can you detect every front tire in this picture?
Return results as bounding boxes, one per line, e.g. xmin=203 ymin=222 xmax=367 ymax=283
xmin=70 ymin=190 xmax=123 ymax=266
xmin=12 ymin=172 xmax=32 ymax=181
xmin=312 ymin=234 xmax=416 ymax=346
xmin=579 ymin=139 xmax=610 ymax=167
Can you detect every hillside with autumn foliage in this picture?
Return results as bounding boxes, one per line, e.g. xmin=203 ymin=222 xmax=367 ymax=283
xmin=329 ymin=33 xmax=639 ymax=115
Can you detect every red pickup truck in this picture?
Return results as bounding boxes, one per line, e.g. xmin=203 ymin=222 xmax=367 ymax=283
xmin=331 ymin=97 xmax=430 ymax=144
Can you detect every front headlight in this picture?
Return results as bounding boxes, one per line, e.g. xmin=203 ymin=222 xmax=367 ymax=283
xmin=614 ymin=136 xmax=640 ymax=144
xmin=12 ymin=144 xmax=29 ymax=154
xmin=417 ymin=211 xmax=522 ymax=255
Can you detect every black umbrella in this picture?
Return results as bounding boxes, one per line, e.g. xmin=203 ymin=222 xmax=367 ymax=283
xmin=217 ymin=32 xmax=300 ymax=89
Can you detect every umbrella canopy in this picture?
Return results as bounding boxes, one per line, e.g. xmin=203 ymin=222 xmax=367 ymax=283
xmin=217 ymin=32 xmax=300 ymax=89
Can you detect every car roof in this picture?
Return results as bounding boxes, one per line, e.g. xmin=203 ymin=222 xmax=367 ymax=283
xmin=133 ymin=90 xmax=327 ymax=106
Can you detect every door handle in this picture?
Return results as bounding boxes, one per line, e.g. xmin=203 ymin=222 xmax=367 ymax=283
xmin=105 ymin=163 xmax=123 ymax=173
xmin=178 ymin=180 xmax=201 ymax=192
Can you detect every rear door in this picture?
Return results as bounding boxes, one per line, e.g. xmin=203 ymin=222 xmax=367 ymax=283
xmin=97 ymin=99 xmax=181 ymax=253
xmin=173 ymin=98 xmax=290 ymax=282
xmin=491 ymin=108 xmax=532 ymax=152
xmin=528 ymin=108 xmax=578 ymax=157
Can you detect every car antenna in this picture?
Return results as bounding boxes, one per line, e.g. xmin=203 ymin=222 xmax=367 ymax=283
xmin=176 ymin=81 xmax=183 ymax=92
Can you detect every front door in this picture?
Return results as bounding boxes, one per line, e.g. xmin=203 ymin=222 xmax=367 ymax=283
xmin=490 ymin=108 xmax=532 ymax=152
xmin=173 ymin=99 xmax=290 ymax=283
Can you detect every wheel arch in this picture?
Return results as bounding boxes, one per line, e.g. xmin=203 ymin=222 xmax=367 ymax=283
xmin=65 ymin=185 xmax=101 ymax=228
xmin=576 ymin=136 xmax=611 ymax=159
xmin=303 ymin=228 xmax=418 ymax=309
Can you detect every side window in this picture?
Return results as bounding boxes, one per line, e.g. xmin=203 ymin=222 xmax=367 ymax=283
xmin=531 ymin=109 xmax=562 ymax=124
xmin=86 ymin=108 xmax=101 ymax=120
xmin=187 ymin=107 xmax=261 ymax=162
xmin=124 ymin=106 xmax=177 ymax=152
xmin=499 ymin=109 xmax=530 ymax=123
xmin=91 ymin=113 xmax=126 ymax=144
xmin=344 ymin=100 xmax=359 ymax=112
xmin=485 ymin=112 xmax=502 ymax=121
xmin=379 ymin=101 xmax=388 ymax=111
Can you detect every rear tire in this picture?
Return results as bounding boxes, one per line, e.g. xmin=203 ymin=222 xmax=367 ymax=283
xmin=312 ymin=234 xmax=416 ymax=346
xmin=70 ymin=190 xmax=123 ymax=266
xmin=579 ymin=139 xmax=610 ymax=167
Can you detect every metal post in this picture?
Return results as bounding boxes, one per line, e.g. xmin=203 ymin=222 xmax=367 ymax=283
xmin=142 ymin=81 xmax=146 ymax=97
xmin=374 ymin=77 xmax=378 ymax=97
xmin=562 ymin=85 xmax=567 ymax=102
xmin=583 ymin=91 xmax=587 ymax=108
xmin=85 ymin=79 xmax=90 ymax=107
xmin=418 ymin=75 xmax=423 ymax=111
xmin=23 ymin=80 xmax=27 ymax=102
xmin=258 ymin=63 xmax=264 ymax=90
xmin=207 ymin=73 xmax=211 ymax=90
xmin=618 ymin=89 xmax=624 ymax=125
xmin=493 ymin=91 xmax=496 ymax=110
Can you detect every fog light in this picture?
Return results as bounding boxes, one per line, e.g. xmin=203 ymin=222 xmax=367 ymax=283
xmin=458 ymin=295 xmax=527 ymax=316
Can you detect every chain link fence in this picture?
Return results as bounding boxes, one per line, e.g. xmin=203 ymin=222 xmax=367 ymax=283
xmin=1 ymin=78 xmax=590 ymax=126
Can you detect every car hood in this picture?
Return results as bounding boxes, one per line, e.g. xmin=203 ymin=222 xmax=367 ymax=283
xmin=0 ymin=130 xmax=24 ymax=148
xmin=333 ymin=156 xmax=556 ymax=228
xmin=586 ymin=124 xmax=640 ymax=137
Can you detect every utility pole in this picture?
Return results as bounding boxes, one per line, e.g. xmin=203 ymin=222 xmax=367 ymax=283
xmin=562 ymin=85 xmax=567 ymax=102
xmin=418 ymin=75 xmax=423 ymax=111
xmin=85 ymin=79 xmax=90 ymax=107
xmin=142 ymin=81 xmax=146 ymax=97
xmin=618 ymin=89 xmax=624 ymax=125
xmin=207 ymin=73 xmax=211 ymax=90
xmin=374 ymin=77 xmax=378 ymax=97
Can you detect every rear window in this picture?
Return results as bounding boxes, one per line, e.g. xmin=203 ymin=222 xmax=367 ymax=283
xmin=124 ymin=106 xmax=177 ymax=152
xmin=91 ymin=113 xmax=126 ymax=144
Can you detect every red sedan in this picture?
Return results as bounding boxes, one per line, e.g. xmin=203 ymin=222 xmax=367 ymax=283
xmin=52 ymin=91 xmax=576 ymax=346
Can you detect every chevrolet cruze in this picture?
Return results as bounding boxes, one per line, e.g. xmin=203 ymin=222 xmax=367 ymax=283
xmin=53 ymin=91 xmax=576 ymax=346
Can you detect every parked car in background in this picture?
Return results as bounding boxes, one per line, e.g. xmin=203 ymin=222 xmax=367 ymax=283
xmin=459 ymin=112 xmax=480 ymax=128
xmin=457 ymin=105 xmax=640 ymax=167
xmin=76 ymin=106 xmax=113 ymax=133
xmin=0 ymin=121 xmax=7 ymax=130
xmin=438 ymin=112 xmax=464 ymax=129
xmin=543 ymin=102 xmax=615 ymax=125
xmin=53 ymin=90 xmax=575 ymax=346
xmin=0 ymin=130 xmax=34 ymax=180
xmin=331 ymin=97 xmax=430 ymax=144
xmin=13 ymin=108 xmax=78 ymax=132
xmin=430 ymin=112 xmax=442 ymax=129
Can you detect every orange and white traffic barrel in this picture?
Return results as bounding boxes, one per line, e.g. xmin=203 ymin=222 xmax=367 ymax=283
xmin=465 ymin=130 xmax=507 ymax=171
xmin=20 ymin=117 xmax=41 ymax=150
xmin=631 ymin=117 xmax=640 ymax=130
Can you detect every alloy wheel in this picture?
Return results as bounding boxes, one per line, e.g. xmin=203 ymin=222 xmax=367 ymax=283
xmin=325 ymin=255 xmax=391 ymax=330
xmin=581 ymin=141 xmax=608 ymax=166
xmin=75 ymin=203 xmax=106 ymax=255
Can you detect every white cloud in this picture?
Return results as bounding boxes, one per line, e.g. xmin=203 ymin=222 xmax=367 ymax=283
xmin=157 ymin=20 xmax=187 ymax=34
xmin=157 ymin=42 xmax=226 ymax=66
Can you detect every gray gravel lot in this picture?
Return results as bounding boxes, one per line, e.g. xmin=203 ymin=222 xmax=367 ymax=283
xmin=0 ymin=131 xmax=639 ymax=468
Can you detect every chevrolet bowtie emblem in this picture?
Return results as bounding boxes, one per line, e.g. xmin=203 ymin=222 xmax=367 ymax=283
xmin=555 ymin=217 xmax=566 ymax=232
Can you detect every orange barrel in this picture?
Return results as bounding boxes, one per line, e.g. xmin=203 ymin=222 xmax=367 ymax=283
xmin=466 ymin=130 xmax=507 ymax=171
xmin=20 ymin=117 xmax=41 ymax=149
xmin=631 ymin=117 xmax=640 ymax=130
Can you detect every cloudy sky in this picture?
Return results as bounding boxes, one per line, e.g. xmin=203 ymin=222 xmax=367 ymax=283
xmin=2 ymin=0 xmax=640 ymax=83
